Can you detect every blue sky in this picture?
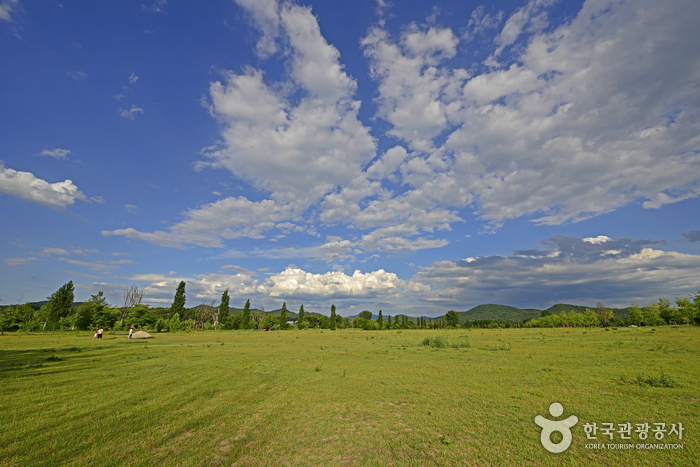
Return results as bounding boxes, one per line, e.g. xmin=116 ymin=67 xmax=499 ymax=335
xmin=2 ymin=0 xmax=699 ymax=316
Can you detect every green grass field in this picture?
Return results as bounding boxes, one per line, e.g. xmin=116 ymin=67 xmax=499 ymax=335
xmin=1 ymin=327 xmax=698 ymax=466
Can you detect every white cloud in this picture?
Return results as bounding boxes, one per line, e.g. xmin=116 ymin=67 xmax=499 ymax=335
xmin=4 ymin=257 xmax=37 ymax=266
xmin=234 ymin=0 xmax=281 ymax=57
xmin=142 ymin=0 xmax=166 ymax=13
xmin=39 ymin=148 xmax=71 ymax=159
xmin=0 ymin=162 xmax=87 ymax=210
xmin=642 ymin=187 xmax=700 ymax=209
xmin=67 ymin=71 xmax=87 ymax=81
xmin=124 ymin=204 xmax=139 ymax=213
xmin=364 ymin=0 xmax=700 ymax=228
xmin=129 ymin=271 xmax=262 ymax=303
xmin=262 ymin=267 xmax=406 ymax=300
xmin=464 ymin=6 xmax=503 ymax=41
xmin=490 ymin=0 xmax=555 ymax=62
xmin=119 ymin=106 xmax=144 ymax=119
xmin=104 ymin=196 xmax=293 ymax=248
xmin=57 ymin=258 xmax=134 ymax=271
xmin=111 ymin=0 xmax=700 ymax=254
xmin=40 ymin=247 xmax=70 ymax=256
xmin=582 ymin=236 xmax=611 ymax=245
xmin=128 ymin=72 xmax=139 ymax=83
xmin=0 ymin=0 xmax=19 ymax=22
xmin=200 ymin=2 xmax=375 ymax=210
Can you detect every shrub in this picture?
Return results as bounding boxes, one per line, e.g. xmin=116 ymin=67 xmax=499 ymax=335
xmin=636 ymin=369 xmax=679 ymax=388
xmin=421 ymin=336 xmax=449 ymax=348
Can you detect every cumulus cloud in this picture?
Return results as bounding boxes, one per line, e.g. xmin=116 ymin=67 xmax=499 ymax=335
xmin=104 ymin=196 xmax=293 ymax=248
xmin=234 ymin=0 xmax=281 ymax=57
xmin=200 ymin=1 xmax=375 ymax=211
xmin=128 ymin=72 xmax=139 ymax=83
xmin=364 ymin=0 xmax=700 ymax=228
xmin=0 ymin=162 xmax=87 ymax=210
xmin=413 ymin=236 xmax=700 ymax=308
xmin=262 ymin=267 xmax=406 ymax=300
xmin=113 ymin=0 xmax=700 ymax=255
xmin=38 ymin=148 xmax=71 ymax=159
xmin=128 ymin=271 xmax=262 ymax=304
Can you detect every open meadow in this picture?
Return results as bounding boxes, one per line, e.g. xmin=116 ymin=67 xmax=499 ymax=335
xmin=1 ymin=326 xmax=698 ymax=466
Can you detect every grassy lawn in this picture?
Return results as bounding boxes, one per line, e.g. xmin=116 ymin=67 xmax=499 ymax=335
xmin=1 ymin=326 xmax=698 ymax=466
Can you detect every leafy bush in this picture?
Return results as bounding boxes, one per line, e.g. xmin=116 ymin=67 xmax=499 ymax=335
xmin=636 ymin=369 xmax=679 ymax=388
xmin=421 ymin=336 xmax=449 ymax=348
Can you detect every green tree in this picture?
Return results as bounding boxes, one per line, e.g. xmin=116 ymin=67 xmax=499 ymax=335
xmin=642 ymin=303 xmax=665 ymax=326
xmin=359 ymin=310 xmax=372 ymax=320
xmin=126 ymin=304 xmax=156 ymax=328
xmin=385 ymin=315 xmax=392 ymax=329
xmin=0 ymin=307 xmax=20 ymax=335
xmin=596 ymin=302 xmax=612 ymax=327
xmin=261 ymin=314 xmax=277 ymax=329
xmin=279 ymin=302 xmax=288 ymax=330
xmin=629 ymin=302 xmax=643 ymax=326
xmin=298 ymin=304 xmax=306 ymax=329
xmin=377 ymin=310 xmax=383 ymax=329
xmin=169 ymin=313 xmax=181 ymax=333
xmin=219 ymin=289 xmax=230 ymax=326
xmin=445 ymin=310 xmax=459 ymax=327
xmin=47 ymin=281 xmax=75 ymax=330
xmin=242 ymin=299 xmax=252 ymax=329
xmin=330 ymin=304 xmax=337 ymax=330
xmin=170 ymin=281 xmax=186 ymax=319
xmin=74 ymin=302 xmax=95 ymax=330
xmin=656 ymin=298 xmax=675 ymax=324
xmin=395 ymin=315 xmax=400 ymax=327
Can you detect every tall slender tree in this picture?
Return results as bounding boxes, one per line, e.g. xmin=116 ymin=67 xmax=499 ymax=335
xmin=330 ymin=304 xmax=336 ymax=330
xmin=170 ymin=281 xmax=186 ymax=319
xmin=377 ymin=310 xmax=383 ymax=329
xmin=298 ymin=304 xmax=305 ymax=329
xmin=242 ymin=299 xmax=251 ymax=329
xmin=386 ymin=315 xmax=392 ymax=329
xmin=279 ymin=302 xmax=288 ymax=329
xmin=47 ymin=281 xmax=74 ymax=330
xmin=219 ymin=289 xmax=230 ymax=326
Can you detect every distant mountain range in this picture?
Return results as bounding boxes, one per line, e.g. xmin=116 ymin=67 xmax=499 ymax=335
xmin=348 ymin=303 xmax=631 ymax=323
xmin=5 ymin=302 xmax=630 ymax=323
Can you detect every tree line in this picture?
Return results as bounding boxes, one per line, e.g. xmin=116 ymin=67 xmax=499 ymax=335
xmin=1 ymin=280 xmax=698 ymax=334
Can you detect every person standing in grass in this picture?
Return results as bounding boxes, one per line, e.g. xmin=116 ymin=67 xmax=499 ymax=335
xmin=129 ymin=327 xmax=133 ymax=339
xmin=93 ymin=330 xmax=98 ymax=340
xmin=97 ymin=328 xmax=103 ymax=339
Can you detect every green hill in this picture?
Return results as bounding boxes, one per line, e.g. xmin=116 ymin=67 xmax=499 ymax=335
xmin=455 ymin=304 xmax=540 ymax=323
xmin=545 ymin=303 xmax=631 ymax=320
